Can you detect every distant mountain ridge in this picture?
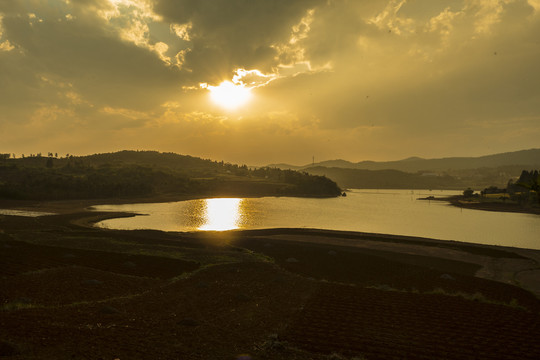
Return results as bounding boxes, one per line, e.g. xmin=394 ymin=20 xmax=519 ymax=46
xmin=268 ymin=148 xmax=540 ymax=173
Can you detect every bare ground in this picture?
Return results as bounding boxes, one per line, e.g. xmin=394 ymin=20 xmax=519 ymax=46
xmin=0 ymin=201 xmax=539 ymax=359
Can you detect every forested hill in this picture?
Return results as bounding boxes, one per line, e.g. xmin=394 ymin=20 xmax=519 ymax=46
xmin=81 ymin=151 xmax=222 ymax=171
xmin=0 ymin=151 xmax=341 ymax=200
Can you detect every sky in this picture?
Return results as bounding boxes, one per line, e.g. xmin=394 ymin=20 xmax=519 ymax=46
xmin=1 ymin=0 xmax=539 ymax=166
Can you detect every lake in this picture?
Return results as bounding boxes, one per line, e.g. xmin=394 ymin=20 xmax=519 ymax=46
xmin=93 ymin=189 xmax=540 ymax=250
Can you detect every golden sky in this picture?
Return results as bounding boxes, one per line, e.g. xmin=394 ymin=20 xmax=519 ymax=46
xmin=1 ymin=0 xmax=539 ymax=165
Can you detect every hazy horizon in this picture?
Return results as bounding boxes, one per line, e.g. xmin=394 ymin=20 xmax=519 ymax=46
xmin=2 ymin=0 xmax=540 ymax=165
xmin=6 ymin=147 xmax=540 ymax=168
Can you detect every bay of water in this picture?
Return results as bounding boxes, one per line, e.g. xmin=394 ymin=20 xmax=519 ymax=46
xmin=93 ymin=189 xmax=540 ymax=250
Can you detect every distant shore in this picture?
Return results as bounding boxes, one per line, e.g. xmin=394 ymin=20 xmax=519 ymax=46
xmin=4 ymin=190 xmax=540 ymax=227
xmin=0 ymin=194 xmax=202 ymax=214
xmin=0 ymin=190 xmax=344 ymax=215
xmin=418 ymin=195 xmax=540 ymax=216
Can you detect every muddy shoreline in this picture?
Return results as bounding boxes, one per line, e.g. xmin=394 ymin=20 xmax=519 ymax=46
xmin=1 ymin=199 xmax=540 ymax=359
xmin=419 ymin=195 xmax=540 ymax=215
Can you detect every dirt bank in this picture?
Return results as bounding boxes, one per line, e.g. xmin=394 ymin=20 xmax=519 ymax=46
xmin=0 ymin=203 xmax=539 ymax=359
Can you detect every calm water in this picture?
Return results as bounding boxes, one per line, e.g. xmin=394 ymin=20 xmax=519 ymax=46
xmin=93 ymin=189 xmax=540 ymax=250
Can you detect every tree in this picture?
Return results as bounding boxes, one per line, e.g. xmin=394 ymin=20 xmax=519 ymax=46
xmin=1 ymin=153 xmax=10 ymax=165
xmin=463 ymin=188 xmax=474 ymax=198
xmin=517 ymin=170 xmax=540 ymax=205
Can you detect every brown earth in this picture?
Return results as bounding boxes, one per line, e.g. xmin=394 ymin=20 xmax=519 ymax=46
xmin=0 ymin=202 xmax=539 ymax=360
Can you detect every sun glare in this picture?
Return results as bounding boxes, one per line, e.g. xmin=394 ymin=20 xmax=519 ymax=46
xmin=199 ymin=198 xmax=242 ymax=231
xmin=207 ymin=81 xmax=252 ymax=110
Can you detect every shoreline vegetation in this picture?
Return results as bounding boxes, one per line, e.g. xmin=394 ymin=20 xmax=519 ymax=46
xmin=420 ymin=169 xmax=540 ymax=216
xmin=0 ymin=203 xmax=539 ymax=359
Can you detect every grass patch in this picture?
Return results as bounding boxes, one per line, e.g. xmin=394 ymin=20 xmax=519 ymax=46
xmin=1 ymin=301 xmax=37 ymax=312
xmin=426 ymin=288 xmax=527 ymax=309
xmin=232 ymin=247 xmax=276 ymax=264
xmin=368 ymin=285 xmax=528 ymax=310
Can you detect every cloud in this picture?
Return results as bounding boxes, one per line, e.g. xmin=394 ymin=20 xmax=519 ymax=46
xmin=0 ymin=15 xmax=14 ymax=51
xmin=0 ymin=0 xmax=183 ymax=117
xmin=153 ymin=0 xmax=325 ymax=83
xmin=282 ymin=1 xmax=539 ymax=121
xmin=529 ymin=0 xmax=540 ymax=12
xmin=232 ymin=69 xmax=276 ymax=88
xmin=1 ymin=0 xmax=539 ymax=164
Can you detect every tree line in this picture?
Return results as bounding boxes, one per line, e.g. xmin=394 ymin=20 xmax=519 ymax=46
xmin=463 ymin=170 xmax=539 ymax=205
xmin=0 ymin=151 xmax=341 ymax=200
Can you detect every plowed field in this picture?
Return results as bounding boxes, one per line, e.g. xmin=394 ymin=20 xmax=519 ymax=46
xmin=1 ymin=211 xmax=539 ymax=359
xmin=285 ymin=283 xmax=540 ymax=360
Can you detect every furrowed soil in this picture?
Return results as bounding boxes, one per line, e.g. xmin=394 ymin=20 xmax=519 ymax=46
xmin=0 ymin=206 xmax=539 ymax=360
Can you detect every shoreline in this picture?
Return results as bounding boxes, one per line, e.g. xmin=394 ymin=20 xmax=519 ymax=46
xmin=4 ymin=191 xmax=539 ymax=218
xmin=0 ymin=194 xmax=223 ymax=214
xmin=449 ymin=198 xmax=540 ymax=215
xmin=2 ymin=202 xmax=539 ymax=296
xmin=419 ymin=195 xmax=540 ymax=216
xmin=1 ymin=201 xmax=539 ymax=359
xmin=0 ymin=192 xmax=339 ymax=215
xmin=2 ymin=193 xmax=539 ymax=249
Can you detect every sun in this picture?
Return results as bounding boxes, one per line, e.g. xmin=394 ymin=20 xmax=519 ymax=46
xmin=206 ymin=81 xmax=252 ymax=110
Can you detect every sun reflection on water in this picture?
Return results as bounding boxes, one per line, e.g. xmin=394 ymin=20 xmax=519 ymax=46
xmin=198 ymin=198 xmax=243 ymax=231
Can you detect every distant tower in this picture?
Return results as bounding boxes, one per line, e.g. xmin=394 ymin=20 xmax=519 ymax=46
xmin=312 ymin=156 xmax=315 ymax=165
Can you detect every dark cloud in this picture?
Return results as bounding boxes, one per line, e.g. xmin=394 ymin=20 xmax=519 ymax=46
xmin=154 ymin=0 xmax=324 ymax=83
xmin=1 ymin=0 xmax=182 ymax=114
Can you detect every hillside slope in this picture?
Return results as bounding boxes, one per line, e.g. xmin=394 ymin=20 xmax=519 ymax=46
xmin=0 ymin=151 xmax=341 ymax=200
